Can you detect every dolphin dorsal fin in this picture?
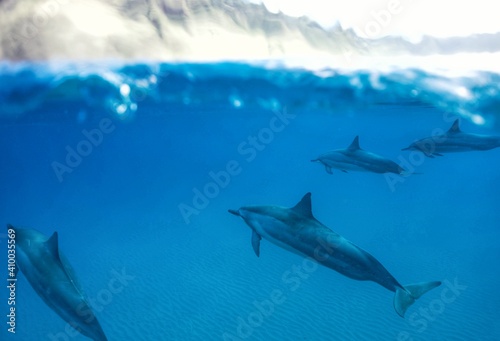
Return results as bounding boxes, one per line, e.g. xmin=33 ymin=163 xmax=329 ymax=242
xmin=448 ymin=119 xmax=461 ymax=133
xmin=291 ymin=192 xmax=315 ymax=219
xmin=46 ymin=232 xmax=60 ymax=260
xmin=45 ymin=232 xmax=87 ymax=297
xmin=347 ymin=136 xmax=361 ymax=150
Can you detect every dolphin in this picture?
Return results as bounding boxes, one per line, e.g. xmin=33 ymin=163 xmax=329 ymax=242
xmin=8 ymin=224 xmax=107 ymax=341
xmin=312 ymin=136 xmax=406 ymax=175
xmin=228 ymin=193 xmax=441 ymax=317
xmin=402 ymin=119 xmax=500 ymax=157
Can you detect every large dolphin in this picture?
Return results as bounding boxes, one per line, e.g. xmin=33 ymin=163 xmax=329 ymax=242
xmin=9 ymin=224 xmax=107 ymax=341
xmin=312 ymin=136 xmax=406 ymax=174
xmin=402 ymin=119 xmax=500 ymax=157
xmin=228 ymin=193 xmax=441 ymax=317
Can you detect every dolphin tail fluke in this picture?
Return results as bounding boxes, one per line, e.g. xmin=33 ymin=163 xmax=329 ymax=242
xmin=394 ymin=281 xmax=441 ymax=317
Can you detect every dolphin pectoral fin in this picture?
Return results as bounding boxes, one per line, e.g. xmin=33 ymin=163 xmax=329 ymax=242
xmin=401 ymin=171 xmax=424 ymax=176
xmin=341 ymin=170 xmax=348 ymax=173
xmin=228 ymin=209 xmax=240 ymax=217
xmin=325 ymin=166 xmax=333 ymax=174
xmin=434 ymin=153 xmax=443 ymax=156
xmin=251 ymin=230 xmax=261 ymax=257
xmin=394 ymin=281 xmax=441 ymax=317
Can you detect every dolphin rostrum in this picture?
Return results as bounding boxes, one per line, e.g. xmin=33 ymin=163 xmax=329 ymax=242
xmin=9 ymin=224 xmax=107 ymax=341
xmin=228 ymin=193 xmax=441 ymax=317
xmin=312 ymin=136 xmax=406 ymax=174
xmin=402 ymin=119 xmax=500 ymax=157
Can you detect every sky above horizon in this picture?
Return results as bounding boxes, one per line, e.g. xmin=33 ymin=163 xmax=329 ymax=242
xmin=248 ymin=0 xmax=499 ymax=42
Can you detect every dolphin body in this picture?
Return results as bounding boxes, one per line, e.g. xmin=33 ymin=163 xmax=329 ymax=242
xmin=228 ymin=193 xmax=441 ymax=317
xmin=402 ymin=119 xmax=500 ymax=157
xmin=9 ymin=225 xmax=107 ymax=341
xmin=312 ymin=136 xmax=405 ymax=174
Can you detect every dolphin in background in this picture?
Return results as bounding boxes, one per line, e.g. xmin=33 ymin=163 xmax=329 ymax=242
xmin=228 ymin=193 xmax=441 ymax=317
xmin=8 ymin=224 xmax=107 ymax=341
xmin=312 ymin=136 xmax=406 ymax=175
xmin=402 ymin=119 xmax=500 ymax=157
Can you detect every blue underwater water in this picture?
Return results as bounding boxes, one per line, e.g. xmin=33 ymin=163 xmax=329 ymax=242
xmin=0 ymin=61 xmax=500 ymax=341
